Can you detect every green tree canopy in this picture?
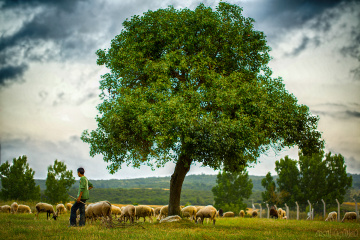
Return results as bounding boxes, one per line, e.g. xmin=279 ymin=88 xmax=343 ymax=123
xmin=0 ymin=155 xmax=40 ymax=201
xmin=45 ymin=160 xmax=75 ymax=204
xmin=81 ymin=2 xmax=323 ymax=215
xmin=270 ymin=152 xmax=352 ymax=207
xmin=212 ymin=170 xmax=253 ymax=213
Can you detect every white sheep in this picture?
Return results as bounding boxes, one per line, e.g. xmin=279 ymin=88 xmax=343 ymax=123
xmin=157 ymin=205 xmax=168 ymax=221
xmin=135 ymin=205 xmax=154 ymax=223
xmin=119 ymin=205 xmax=136 ymax=223
xmin=181 ymin=206 xmax=197 ymax=221
xmin=325 ymin=211 xmax=337 ymax=222
xmin=277 ymin=208 xmax=284 ymax=219
xmin=159 ymin=215 xmax=182 ymax=223
xmin=86 ymin=201 xmax=112 ymax=223
xmin=223 ymin=211 xmax=235 ymax=217
xmin=1 ymin=205 xmax=11 ymax=213
xmin=35 ymin=203 xmax=57 ymax=220
xmin=341 ymin=212 xmax=357 ymax=222
xmin=66 ymin=203 xmax=73 ymax=212
xmin=17 ymin=205 xmax=32 ymax=214
xmin=239 ymin=210 xmax=245 ymax=218
xmin=154 ymin=207 xmax=161 ymax=218
xmin=56 ymin=204 xmax=66 ymax=215
xmin=195 ymin=206 xmax=217 ymax=225
xmin=11 ymin=202 xmax=18 ymax=214
xmin=252 ymin=210 xmax=258 ymax=218
xmin=111 ymin=205 xmax=122 ymax=218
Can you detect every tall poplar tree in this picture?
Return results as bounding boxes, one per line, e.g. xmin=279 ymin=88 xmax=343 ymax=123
xmin=45 ymin=160 xmax=75 ymax=204
xmin=82 ymin=2 xmax=323 ymax=215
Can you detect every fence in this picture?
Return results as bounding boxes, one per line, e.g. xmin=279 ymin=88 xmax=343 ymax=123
xmin=253 ymin=198 xmax=359 ymax=222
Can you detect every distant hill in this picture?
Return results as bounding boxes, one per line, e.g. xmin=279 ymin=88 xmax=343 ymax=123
xmin=34 ymin=174 xmax=269 ymax=192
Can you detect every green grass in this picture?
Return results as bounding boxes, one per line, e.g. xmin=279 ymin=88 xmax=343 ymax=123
xmin=1 ymin=212 xmax=359 ymax=240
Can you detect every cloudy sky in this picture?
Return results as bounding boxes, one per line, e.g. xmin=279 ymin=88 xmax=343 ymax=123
xmin=0 ymin=0 xmax=359 ymax=180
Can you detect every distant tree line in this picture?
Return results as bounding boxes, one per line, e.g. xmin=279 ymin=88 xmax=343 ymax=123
xmin=0 ymin=156 xmax=74 ymax=204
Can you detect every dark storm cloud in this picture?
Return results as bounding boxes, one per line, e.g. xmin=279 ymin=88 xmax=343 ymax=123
xmin=0 ymin=64 xmax=28 ymax=86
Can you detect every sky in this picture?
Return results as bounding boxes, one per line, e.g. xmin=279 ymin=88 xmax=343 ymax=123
xmin=0 ymin=0 xmax=359 ymax=180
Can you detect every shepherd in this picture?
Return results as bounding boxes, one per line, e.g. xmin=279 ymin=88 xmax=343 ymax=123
xmin=69 ymin=167 xmax=93 ymax=227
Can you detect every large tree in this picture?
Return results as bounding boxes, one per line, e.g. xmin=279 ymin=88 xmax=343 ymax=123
xmin=212 ymin=170 xmax=253 ymax=213
xmin=45 ymin=160 xmax=75 ymax=204
xmin=0 ymin=155 xmax=40 ymax=201
xmin=82 ymin=2 xmax=323 ymax=216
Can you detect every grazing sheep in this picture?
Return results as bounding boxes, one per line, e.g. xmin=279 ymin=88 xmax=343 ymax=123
xmin=35 ymin=203 xmax=57 ymax=220
xmin=119 ymin=205 xmax=136 ymax=223
xmin=56 ymin=204 xmax=66 ymax=215
xmin=196 ymin=206 xmax=217 ymax=225
xmin=239 ymin=210 xmax=245 ymax=218
xmin=277 ymin=208 xmax=284 ymax=219
xmin=218 ymin=208 xmax=223 ymax=217
xmin=252 ymin=210 xmax=258 ymax=218
xmin=135 ymin=205 xmax=154 ymax=223
xmin=181 ymin=206 xmax=197 ymax=221
xmin=341 ymin=212 xmax=357 ymax=222
xmin=11 ymin=202 xmax=18 ymax=214
xmin=223 ymin=211 xmax=235 ymax=218
xmin=270 ymin=208 xmax=278 ymax=219
xmin=157 ymin=205 xmax=168 ymax=221
xmin=325 ymin=211 xmax=337 ymax=222
xmin=1 ymin=205 xmax=11 ymax=213
xmin=154 ymin=207 xmax=161 ymax=218
xmin=66 ymin=203 xmax=73 ymax=212
xmin=86 ymin=201 xmax=112 ymax=223
xmin=17 ymin=205 xmax=32 ymax=214
xmin=111 ymin=205 xmax=122 ymax=218
xmin=195 ymin=206 xmax=204 ymax=212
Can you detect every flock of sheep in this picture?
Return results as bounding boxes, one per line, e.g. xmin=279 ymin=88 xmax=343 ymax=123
xmin=0 ymin=201 xmax=358 ymax=224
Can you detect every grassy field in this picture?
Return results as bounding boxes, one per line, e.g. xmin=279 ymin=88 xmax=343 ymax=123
xmin=1 ymin=212 xmax=359 ymax=240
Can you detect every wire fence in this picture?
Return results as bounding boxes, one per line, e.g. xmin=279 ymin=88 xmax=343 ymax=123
xmin=252 ymin=199 xmax=359 ymax=222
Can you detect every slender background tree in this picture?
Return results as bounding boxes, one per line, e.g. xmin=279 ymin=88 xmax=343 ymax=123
xmin=45 ymin=160 xmax=75 ymax=204
xmin=0 ymin=155 xmax=40 ymax=201
xmin=82 ymin=2 xmax=323 ymax=215
xmin=212 ymin=169 xmax=253 ymax=214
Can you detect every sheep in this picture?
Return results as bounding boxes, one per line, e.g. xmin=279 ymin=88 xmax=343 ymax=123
xmin=325 ymin=211 xmax=337 ymax=222
xmin=270 ymin=208 xmax=278 ymax=219
xmin=11 ymin=202 xmax=18 ymax=214
xmin=0 ymin=205 xmax=11 ymax=213
xmin=181 ymin=205 xmax=197 ymax=221
xmin=223 ymin=211 xmax=235 ymax=218
xmin=86 ymin=201 xmax=112 ymax=223
xmin=56 ymin=204 xmax=66 ymax=215
xmin=17 ymin=205 xmax=32 ymax=214
xmin=157 ymin=205 xmax=168 ymax=221
xmin=154 ymin=207 xmax=161 ymax=218
xmin=239 ymin=210 xmax=245 ymax=218
xmin=195 ymin=206 xmax=204 ymax=212
xmin=119 ymin=205 xmax=136 ymax=224
xmin=135 ymin=205 xmax=154 ymax=223
xmin=341 ymin=212 xmax=357 ymax=222
xmin=35 ymin=203 xmax=57 ymax=220
xmin=66 ymin=203 xmax=73 ymax=212
xmin=252 ymin=210 xmax=258 ymax=218
xmin=111 ymin=205 xmax=122 ymax=218
xmin=160 ymin=215 xmax=182 ymax=223
xmin=195 ymin=206 xmax=217 ymax=225
xmin=277 ymin=208 xmax=284 ymax=219
xmin=218 ymin=208 xmax=223 ymax=217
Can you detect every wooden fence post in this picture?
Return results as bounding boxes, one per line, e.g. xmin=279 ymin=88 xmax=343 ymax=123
xmin=284 ymin=203 xmax=289 ymax=220
xmin=259 ymin=203 xmax=262 ymax=218
xmin=295 ymin=201 xmax=299 ymax=220
xmin=321 ymin=199 xmax=326 ymax=220
xmin=335 ymin=199 xmax=340 ymax=222
xmin=354 ymin=198 xmax=358 ymax=222
xmin=307 ymin=200 xmax=312 ymax=220
xmin=266 ymin=203 xmax=269 ymax=219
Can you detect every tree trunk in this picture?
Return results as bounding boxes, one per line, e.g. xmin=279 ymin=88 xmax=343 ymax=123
xmin=168 ymin=154 xmax=193 ymax=216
